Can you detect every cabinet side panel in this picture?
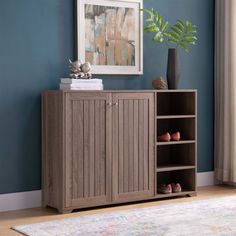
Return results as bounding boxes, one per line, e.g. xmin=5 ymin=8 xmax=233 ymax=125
xmin=42 ymin=92 xmax=63 ymax=210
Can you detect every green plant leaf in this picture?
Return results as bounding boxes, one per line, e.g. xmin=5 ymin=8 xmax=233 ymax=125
xmin=145 ymin=18 xmax=153 ymax=22
xmin=147 ymin=28 xmax=158 ymax=33
xmin=169 ymin=38 xmax=179 ymax=43
xmin=153 ymin=32 xmax=162 ymax=41
xmin=177 ymin=20 xmax=185 ymax=28
xmin=182 ymin=39 xmax=196 ymax=45
xmin=142 ymin=8 xmax=153 ymax=16
xmin=160 ymin=37 xmax=164 ymax=42
xmin=162 ymin=22 xmax=169 ymax=32
xmin=183 ymin=33 xmax=197 ymax=39
xmin=143 ymin=23 xmax=156 ymax=30
xmin=171 ymin=26 xmax=182 ymax=35
xmin=159 ymin=16 xmax=164 ymax=28
xmin=169 ymin=32 xmax=180 ymax=40
xmin=179 ymin=42 xmax=189 ymax=52
xmin=155 ymin=14 xmax=159 ymax=23
xmin=142 ymin=7 xmax=198 ymax=52
xmin=143 ymin=8 xmax=170 ymax=44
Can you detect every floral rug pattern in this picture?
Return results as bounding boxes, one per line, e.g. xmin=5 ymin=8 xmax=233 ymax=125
xmin=12 ymin=195 xmax=236 ymax=236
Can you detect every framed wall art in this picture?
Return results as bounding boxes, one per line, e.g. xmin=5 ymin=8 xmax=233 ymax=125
xmin=76 ymin=0 xmax=143 ymax=75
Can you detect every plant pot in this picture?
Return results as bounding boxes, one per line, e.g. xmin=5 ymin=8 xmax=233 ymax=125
xmin=167 ymin=48 xmax=180 ymax=90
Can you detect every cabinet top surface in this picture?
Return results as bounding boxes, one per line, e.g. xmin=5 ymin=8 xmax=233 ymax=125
xmin=43 ymin=89 xmax=197 ymax=94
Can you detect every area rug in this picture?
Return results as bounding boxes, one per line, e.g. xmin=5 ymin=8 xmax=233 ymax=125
xmin=12 ymin=195 xmax=236 ymax=236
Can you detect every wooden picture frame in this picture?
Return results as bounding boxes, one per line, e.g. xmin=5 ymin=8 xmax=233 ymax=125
xmin=76 ymin=0 xmax=143 ymax=75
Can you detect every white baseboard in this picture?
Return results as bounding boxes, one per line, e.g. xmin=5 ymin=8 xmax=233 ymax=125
xmin=197 ymin=171 xmax=215 ymax=187
xmin=0 ymin=172 xmax=215 ymax=212
xmin=0 ymin=190 xmax=41 ymax=212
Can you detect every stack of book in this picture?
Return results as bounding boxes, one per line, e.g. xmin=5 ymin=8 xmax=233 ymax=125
xmin=60 ymin=78 xmax=103 ymax=90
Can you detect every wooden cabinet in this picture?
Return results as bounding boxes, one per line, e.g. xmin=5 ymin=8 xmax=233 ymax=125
xmin=42 ymin=90 xmax=197 ymax=213
xmin=42 ymin=91 xmax=155 ymax=213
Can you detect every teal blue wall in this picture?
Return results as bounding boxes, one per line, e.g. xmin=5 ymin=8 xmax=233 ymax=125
xmin=0 ymin=0 xmax=214 ymax=194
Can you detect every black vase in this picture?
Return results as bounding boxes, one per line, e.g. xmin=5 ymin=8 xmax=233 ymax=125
xmin=167 ymin=48 xmax=180 ymax=90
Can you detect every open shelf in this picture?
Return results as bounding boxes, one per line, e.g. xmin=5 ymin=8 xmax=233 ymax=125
xmin=156 ymin=169 xmax=196 ymax=195
xmin=157 ymin=118 xmax=196 ymax=141
xmin=156 ymin=165 xmax=195 ymax=172
xmin=156 ymin=91 xmax=196 ymax=116
xmin=157 ymin=143 xmax=196 ymax=167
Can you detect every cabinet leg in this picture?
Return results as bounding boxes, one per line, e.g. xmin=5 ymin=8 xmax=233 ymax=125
xmin=187 ymin=193 xmax=197 ymax=197
xmin=58 ymin=208 xmax=73 ymax=214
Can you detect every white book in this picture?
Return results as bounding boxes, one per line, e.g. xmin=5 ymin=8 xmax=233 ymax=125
xmin=60 ymin=83 xmax=103 ymax=88
xmin=62 ymin=83 xmax=103 ymax=88
xmin=60 ymin=78 xmax=103 ymax=84
xmin=60 ymin=84 xmax=103 ymax=91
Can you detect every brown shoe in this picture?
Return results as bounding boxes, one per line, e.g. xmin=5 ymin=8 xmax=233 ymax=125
xmin=170 ymin=132 xmax=181 ymax=141
xmin=157 ymin=132 xmax=171 ymax=142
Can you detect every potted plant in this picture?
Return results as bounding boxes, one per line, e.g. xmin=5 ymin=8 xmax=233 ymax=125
xmin=143 ymin=8 xmax=197 ymax=89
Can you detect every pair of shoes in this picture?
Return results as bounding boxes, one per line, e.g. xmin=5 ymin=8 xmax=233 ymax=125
xmin=157 ymin=132 xmax=181 ymax=142
xmin=157 ymin=183 xmax=182 ymax=194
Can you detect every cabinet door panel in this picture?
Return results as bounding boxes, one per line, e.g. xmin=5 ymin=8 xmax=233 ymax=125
xmin=65 ymin=93 xmax=112 ymax=207
xmin=112 ymin=93 xmax=155 ymax=201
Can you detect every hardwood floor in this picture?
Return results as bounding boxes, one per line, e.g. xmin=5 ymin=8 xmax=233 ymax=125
xmin=0 ymin=185 xmax=236 ymax=236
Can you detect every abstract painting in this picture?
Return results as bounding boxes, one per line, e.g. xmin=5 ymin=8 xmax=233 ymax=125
xmin=77 ymin=0 xmax=143 ymax=74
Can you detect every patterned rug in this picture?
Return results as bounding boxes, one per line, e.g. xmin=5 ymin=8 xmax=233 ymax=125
xmin=12 ymin=196 xmax=236 ymax=236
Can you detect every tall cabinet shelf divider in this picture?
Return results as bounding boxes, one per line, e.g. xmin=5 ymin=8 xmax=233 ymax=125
xmin=155 ymin=90 xmax=197 ymax=198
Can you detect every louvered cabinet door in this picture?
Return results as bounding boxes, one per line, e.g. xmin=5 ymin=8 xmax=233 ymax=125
xmin=65 ymin=93 xmax=112 ymax=208
xmin=112 ymin=93 xmax=155 ymax=202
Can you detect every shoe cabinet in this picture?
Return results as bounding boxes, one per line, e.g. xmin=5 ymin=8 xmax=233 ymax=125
xmin=42 ymin=90 xmax=197 ymax=213
xmin=156 ymin=90 xmax=197 ymax=197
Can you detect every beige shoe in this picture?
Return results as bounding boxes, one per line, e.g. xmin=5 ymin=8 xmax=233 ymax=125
xmin=171 ymin=183 xmax=182 ymax=193
xmin=158 ymin=184 xmax=172 ymax=194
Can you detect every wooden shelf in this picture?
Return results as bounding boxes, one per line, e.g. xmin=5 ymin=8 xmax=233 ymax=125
xmin=156 ymin=190 xmax=196 ymax=199
xmin=156 ymin=165 xmax=195 ymax=172
xmin=156 ymin=90 xmax=197 ymax=93
xmin=156 ymin=115 xmax=196 ymax=119
xmin=156 ymin=140 xmax=195 ymax=146
xmin=155 ymin=91 xmax=197 ymax=201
